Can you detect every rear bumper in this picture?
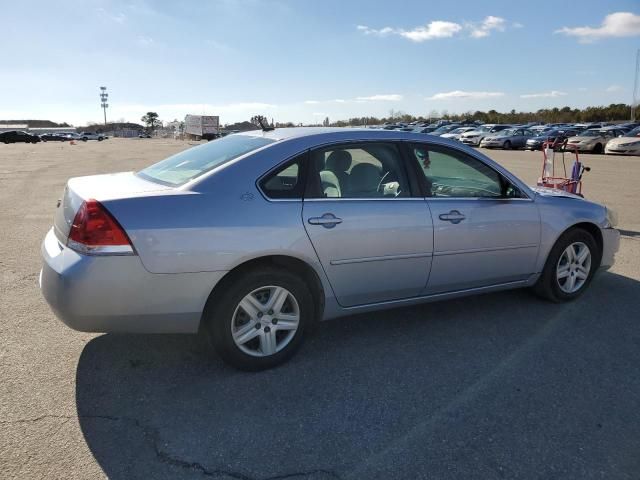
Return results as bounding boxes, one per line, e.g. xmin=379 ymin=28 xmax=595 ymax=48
xmin=40 ymin=228 xmax=226 ymax=333
xmin=600 ymin=227 xmax=620 ymax=269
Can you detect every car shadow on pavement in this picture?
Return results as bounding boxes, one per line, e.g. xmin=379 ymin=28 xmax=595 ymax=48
xmin=76 ymin=271 xmax=640 ymax=480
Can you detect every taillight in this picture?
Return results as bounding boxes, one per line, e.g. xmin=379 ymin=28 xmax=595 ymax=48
xmin=67 ymin=199 xmax=134 ymax=255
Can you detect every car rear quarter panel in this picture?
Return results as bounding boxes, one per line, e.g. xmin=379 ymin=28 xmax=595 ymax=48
xmin=102 ymin=139 xmax=326 ymax=277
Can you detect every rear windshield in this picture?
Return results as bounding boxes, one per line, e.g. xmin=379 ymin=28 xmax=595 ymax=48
xmin=138 ymin=135 xmax=275 ymax=186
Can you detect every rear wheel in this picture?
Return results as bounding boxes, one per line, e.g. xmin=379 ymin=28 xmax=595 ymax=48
xmin=592 ymin=143 xmax=603 ymax=154
xmin=203 ymin=268 xmax=313 ymax=370
xmin=533 ymin=228 xmax=599 ymax=302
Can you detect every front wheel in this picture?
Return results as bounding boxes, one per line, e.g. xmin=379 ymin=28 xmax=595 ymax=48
xmin=503 ymin=140 xmax=512 ymax=150
xmin=533 ymin=228 xmax=600 ymax=302
xmin=592 ymin=143 xmax=603 ymax=154
xmin=204 ymin=268 xmax=313 ymax=370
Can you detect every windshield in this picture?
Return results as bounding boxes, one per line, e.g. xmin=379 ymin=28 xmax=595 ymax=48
xmin=138 ymin=135 xmax=275 ymax=186
xmin=433 ymin=125 xmax=458 ymax=134
xmin=536 ymin=129 xmax=560 ymax=137
xmin=496 ymin=128 xmax=517 ymax=136
xmin=627 ymin=126 xmax=640 ymax=136
xmin=581 ymin=130 xmax=601 ymax=137
xmin=448 ymin=128 xmax=467 ymax=134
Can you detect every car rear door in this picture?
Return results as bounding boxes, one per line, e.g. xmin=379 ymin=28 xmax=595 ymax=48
xmin=407 ymin=143 xmax=540 ymax=294
xmin=302 ymin=142 xmax=433 ymax=307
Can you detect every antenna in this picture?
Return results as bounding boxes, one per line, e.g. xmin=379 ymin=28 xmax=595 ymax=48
xmin=258 ymin=117 xmax=274 ymax=132
xmin=632 ymin=49 xmax=639 ymax=122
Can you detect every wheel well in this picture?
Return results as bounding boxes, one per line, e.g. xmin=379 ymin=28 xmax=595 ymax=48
xmin=567 ymin=222 xmax=603 ymax=262
xmin=201 ymin=255 xmax=325 ymax=328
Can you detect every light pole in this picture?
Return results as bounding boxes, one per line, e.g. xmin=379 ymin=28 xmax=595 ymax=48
xmin=100 ymin=86 xmax=109 ymax=126
xmin=632 ymin=49 xmax=639 ymax=122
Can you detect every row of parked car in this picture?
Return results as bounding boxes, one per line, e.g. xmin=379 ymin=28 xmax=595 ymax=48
xmin=376 ymin=120 xmax=640 ymax=156
xmin=0 ymin=130 xmax=108 ymax=144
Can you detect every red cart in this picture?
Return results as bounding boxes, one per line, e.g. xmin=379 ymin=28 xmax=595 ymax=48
xmin=537 ymin=140 xmax=590 ymax=196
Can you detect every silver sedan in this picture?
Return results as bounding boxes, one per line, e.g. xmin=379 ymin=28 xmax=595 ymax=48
xmin=480 ymin=128 xmax=536 ymax=149
xmin=40 ymin=128 xmax=620 ymax=370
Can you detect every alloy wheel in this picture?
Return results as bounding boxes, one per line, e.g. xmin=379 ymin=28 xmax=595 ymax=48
xmin=556 ymin=242 xmax=591 ymax=293
xmin=231 ymin=286 xmax=300 ymax=357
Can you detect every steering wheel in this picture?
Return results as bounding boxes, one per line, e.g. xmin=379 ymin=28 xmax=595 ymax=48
xmin=376 ymin=171 xmax=390 ymax=193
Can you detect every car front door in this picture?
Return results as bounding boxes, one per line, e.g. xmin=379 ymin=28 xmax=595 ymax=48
xmin=302 ymin=142 xmax=433 ymax=307
xmin=408 ymin=143 xmax=540 ymax=294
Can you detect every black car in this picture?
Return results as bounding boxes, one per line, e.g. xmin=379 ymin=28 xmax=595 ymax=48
xmin=39 ymin=133 xmax=68 ymax=142
xmin=0 ymin=131 xmax=41 ymax=144
xmin=525 ymin=128 xmax=581 ymax=151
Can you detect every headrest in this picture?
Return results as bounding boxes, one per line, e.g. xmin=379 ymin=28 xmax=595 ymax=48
xmin=326 ymin=150 xmax=352 ymax=172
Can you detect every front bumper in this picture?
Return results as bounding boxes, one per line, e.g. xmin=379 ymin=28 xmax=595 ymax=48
xmin=567 ymin=143 xmax=592 ymax=152
xmin=40 ymin=228 xmax=226 ymax=333
xmin=605 ymin=146 xmax=640 ymax=155
xmin=461 ymin=138 xmax=481 ymax=146
xmin=600 ymin=227 xmax=620 ymax=269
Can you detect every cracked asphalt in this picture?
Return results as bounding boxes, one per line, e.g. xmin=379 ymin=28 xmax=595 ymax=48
xmin=1 ymin=139 xmax=639 ymax=479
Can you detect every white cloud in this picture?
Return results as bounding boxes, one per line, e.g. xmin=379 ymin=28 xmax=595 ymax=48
xmin=355 ymin=94 xmax=403 ymax=101
xmin=556 ymin=12 xmax=640 ymax=43
xmin=304 ymin=100 xmax=320 ymax=104
xmin=400 ymin=21 xmax=463 ymax=42
xmin=426 ymin=90 xmax=505 ymax=100
xmin=357 ymin=21 xmax=462 ymax=42
xmin=520 ymin=91 xmax=567 ymax=98
xmin=206 ymin=40 xmax=233 ymax=54
xmin=513 ymin=22 xmax=524 ymax=29
xmin=97 ymin=8 xmax=127 ymax=24
xmin=469 ymin=16 xmax=506 ymax=38
xmin=333 ymin=99 xmax=346 ymax=103
xmin=357 ymin=16 xmax=517 ymax=42
xmin=356 ymin=25 xmax=396 ymax=37
xmin=578 ymin=87 xmax=588 ymax=92
xmin=606 ymin=84 xmax=623 ymax=92
xmin=137 ymin=35 xmax=154 ymax=47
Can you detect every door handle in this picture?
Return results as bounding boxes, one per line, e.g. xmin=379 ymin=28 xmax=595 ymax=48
xmin=439 ymin=210 xmax=466 ymax=224
xmin=308 ymin=213 xmax=342 ymax=228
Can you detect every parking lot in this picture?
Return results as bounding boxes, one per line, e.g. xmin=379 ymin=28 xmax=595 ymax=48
xmin=1 ymin=138 xmax=639 ymax=479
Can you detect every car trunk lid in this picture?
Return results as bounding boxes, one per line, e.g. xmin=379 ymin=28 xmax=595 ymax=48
xmin=54 ymin=172 xmax=171 ymax=242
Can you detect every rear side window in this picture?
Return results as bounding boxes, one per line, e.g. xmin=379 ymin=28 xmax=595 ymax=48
xmin=138 ymin=135 xmax=275 ymax=186
xmin=307 ymin=143 xmax=411 ymax=198
xmin=260 ymin=153 xmax=306 ymax=199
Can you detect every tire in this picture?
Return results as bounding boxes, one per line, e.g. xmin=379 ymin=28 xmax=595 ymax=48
xmin=82 ymin=137 xmax=88 ymax=142
xmin=203 ymin=267 xmax=313 ymax=371
xmin=503 ymin=140 xmax=512 ymax=150
xmin=98 ymin=137 xmax=103 ymax=141
xmin=533 ymin=228 xmax=600 ymax=302
xmin=592 ymin=143 xmax=603 ymax=154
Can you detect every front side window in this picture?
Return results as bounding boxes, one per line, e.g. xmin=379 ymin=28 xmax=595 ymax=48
xmin=138 ymin=134 xmax=275 ymax=186
xmin=410 ymin=144 xmax=521 ymax=198
xmin=308 ymin=143 xmax=410 ymax=198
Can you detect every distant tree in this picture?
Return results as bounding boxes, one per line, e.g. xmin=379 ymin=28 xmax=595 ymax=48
xmin=250 ymin=115 xmax=267 ymax=126
xmin=323 ymin=116 xmax=330 ymax=127
xmin=141 ymin=112 xmax=160 ymax=131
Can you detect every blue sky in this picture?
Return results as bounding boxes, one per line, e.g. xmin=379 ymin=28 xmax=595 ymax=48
xmin=1 ymin=0 xmax=639 ymax=126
